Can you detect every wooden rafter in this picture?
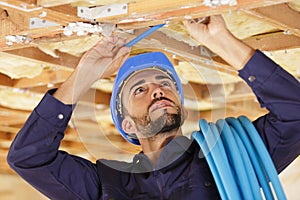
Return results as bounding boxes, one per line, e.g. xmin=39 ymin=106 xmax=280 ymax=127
xmin=0 ymin=0 xmax=83 ymax=25
xmin=5 ymin=47 xmax=81 ymax=68
xmin=37 ymin=0 xmax=291 ymax=21
xmin=243 ymin=3 xmax=300 ymax=37
xmin=244 ymin=31 xmax=300 ymax=51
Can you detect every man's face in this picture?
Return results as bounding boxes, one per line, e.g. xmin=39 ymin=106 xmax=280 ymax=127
xmin=121 ymin=68 xmax=185 ymax=138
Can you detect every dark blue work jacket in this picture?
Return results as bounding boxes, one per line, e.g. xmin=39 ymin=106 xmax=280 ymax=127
xmin=97 ymin=137 xmax=219 ymax=199
xmin=7 ymin=50 xmax=300 ymax=199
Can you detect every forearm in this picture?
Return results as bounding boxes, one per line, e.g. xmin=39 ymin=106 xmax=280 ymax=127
xmin=204 ymin=30 xmax=255 ymax=70
xmin=53 ymin=70 xmax=90 ymax=104
xmin=53 ymin=36 xmax=131 ymax=105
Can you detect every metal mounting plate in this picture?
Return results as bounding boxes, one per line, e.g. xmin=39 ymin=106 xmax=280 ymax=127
xmin=77 ymin=4 xmax=128 ymax=20
xmin=29 ymin=18 xmax=59 ymax=29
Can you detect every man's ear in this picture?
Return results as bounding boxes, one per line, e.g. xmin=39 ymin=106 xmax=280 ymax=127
xmin=121 ymin=117 xmax=137 ymax=134
xmin=182 ymin=106 xmax=189 ymax=120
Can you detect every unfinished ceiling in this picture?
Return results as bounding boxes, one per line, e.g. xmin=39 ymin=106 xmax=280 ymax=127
xmin=0 ymin=0 xmax=300 ymax=198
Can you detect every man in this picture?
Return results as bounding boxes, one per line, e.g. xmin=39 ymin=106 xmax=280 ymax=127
xmin=7 ymin=15 xmax=300 ymax=199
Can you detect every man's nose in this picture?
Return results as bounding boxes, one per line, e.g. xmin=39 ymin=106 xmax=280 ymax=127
xmin=152 ymin=87 xmax=164 ymax=100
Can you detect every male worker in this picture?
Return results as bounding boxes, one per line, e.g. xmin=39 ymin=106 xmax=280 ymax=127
xmin=7 ymin=15 xmax=300 ymax=199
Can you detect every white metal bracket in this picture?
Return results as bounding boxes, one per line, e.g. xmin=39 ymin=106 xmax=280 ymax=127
xmin=29 ymin=18 xmax=59 ymax=29
xmin=77 ymin=4 xmax=128 ymax=20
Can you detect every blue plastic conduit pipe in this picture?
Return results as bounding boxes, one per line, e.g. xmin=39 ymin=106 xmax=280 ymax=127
xmin=192 ymin=116 xmax=286 ymax=200
xmin=125 ymin=24 xmax=165 ymax=47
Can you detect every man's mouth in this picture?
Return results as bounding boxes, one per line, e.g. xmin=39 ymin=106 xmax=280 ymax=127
xmin=149 ymin=100 xmax=175 ymax=113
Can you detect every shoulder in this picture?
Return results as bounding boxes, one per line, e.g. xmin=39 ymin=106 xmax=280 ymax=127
xmin=96 ymin=159 xmax=134 ymax=172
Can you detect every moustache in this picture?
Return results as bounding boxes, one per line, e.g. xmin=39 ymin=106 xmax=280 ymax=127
xmin=147 ymin=97 xmax=177 ymax=112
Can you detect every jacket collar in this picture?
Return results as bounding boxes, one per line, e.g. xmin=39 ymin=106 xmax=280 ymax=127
xmin=132 ymin=136 xmax=195 ymax=172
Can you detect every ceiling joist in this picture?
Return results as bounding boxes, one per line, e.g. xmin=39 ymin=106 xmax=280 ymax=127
xmin=243 ymin=3 xmax=300 ymax=37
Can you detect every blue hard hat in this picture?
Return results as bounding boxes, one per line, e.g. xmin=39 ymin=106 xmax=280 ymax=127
xmin=110 ymin=52 xmax=184 ymax=145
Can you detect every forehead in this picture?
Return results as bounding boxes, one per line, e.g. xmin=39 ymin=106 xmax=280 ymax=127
xmin=122 ymin=68 xmax=171 ymax=91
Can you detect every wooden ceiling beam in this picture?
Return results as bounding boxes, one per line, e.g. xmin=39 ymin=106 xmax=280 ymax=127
xmin=244 ymin=31 xmax=300 ymax=51
xmin=37 ymin=0 xmax=133 ymax=7
xmin=122 ymin=29 xmax=237 ymax=76
xmin=0 ymin=51 xmax=73 ymax=88
xmin=0 ymin=117 xmax=29 ymax=126
xmin=21 ymin=0 xmax=38 ymax=4
xmin=0 ymin=1 xmax=39 ymax=12
xmin=12 ymin=68 xmax=71 ymax=88
xmin=5 ymin=47 xmax=81 ymax=69
xmin=0 ymin=0 xmax=85 ymax=49
xmin=0 ymin=149 xmax=14 ymax=174
xmin=0 ymin=106 xmax=30 ymax=126
xmin=1 ymin=33 xmax=89 ymax=51
xmin=36 ymin=0 xmax=291 ymax=25
xmin=0 ymin=8 xmax=30 ymax=37
xmin=4 ymin=31 xmax=299 ymax=83
xmin=0 ymin=106 xmax=31 ymax=116
xmin=139 ymin=0 xmax=291 ymax=23
xmin=97 ymin=0 xmax=290 ymax=25
xmin=243 ymin=3 xmax=300 ymax=37
xmin=0 ymin=126 xmax=20 ymax=135
xmin=0 ymin=74 xmax=13 ymax=87
xmin=5 ymin=28 xmax=233 ymax=77
xmin=0 ymin=0 xmax=83 ymax=25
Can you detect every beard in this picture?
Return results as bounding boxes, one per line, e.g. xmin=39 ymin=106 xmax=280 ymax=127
xmin=130 ymin=97 xmax=183 ymax=138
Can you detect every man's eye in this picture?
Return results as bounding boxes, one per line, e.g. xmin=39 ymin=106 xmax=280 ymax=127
xmin=134 ymin=87 xmax=145 ymax=95
xmin=161 ymin=81 xmax=171 ymax=87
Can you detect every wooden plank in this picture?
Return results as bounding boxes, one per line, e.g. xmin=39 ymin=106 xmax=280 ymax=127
xmin=0 ymin=106 xmax=30 ymax=126
xmin=0 ymin=0 xmax=86 ymax=48
xmin=139 ymin=0 xmax=291 ymax=22
xmin=0 ymin=126 xmax=20 ymax=134
xmin=0 ymin=117 xmax=28 ymax=126
xmin=46 ymin=4 xmax=78 ymax=17
xmin=243 ymin=3 xmax=300 ymax=37
xmin=0 ymin=0 xmax=40 ymax=12
xmin=0 ymin=8 xmax=30 ymax=36
xmin=21 ymin=0 xmax=37 ymax=4
xmin=0 ymin=51 xmax=72 ymax=86
xmin=0 ymin=0 xmax=85 ymax=48
xmin=37 ymin=0 xmax=291 ymax=25
xmin=0 ymin=0 xmax=82 ymax=23
xmin=0 ymin=74 xmax=13 ymax=87
xmin=0 ymin=149 xmax=15 ymax=174
xmin=31 ymin=7 xmax=84 ymax=25
xmin=37 ymin=0 xmax=133 ymax=7
xmin=5 ymin=47 xmax=81 ymax=69
xmin=244 ymin=31 xmax=300 ymax=51
xmin=120 ymin=29 xmax=237 ymax=76
xmin=0 ymin=106 xmax=31 ymax=116
xmin=98 ymin=0 xmax=290 ymax=25
xmin=1 ymin=32 xmax=89 ymax=51
xmin=13 ymin=68 xmax=71 ymax=88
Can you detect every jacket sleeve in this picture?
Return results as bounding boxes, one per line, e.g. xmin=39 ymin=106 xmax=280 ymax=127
xmin=7 ymin=89 xmax=100 ymax=199
xmin=238 ymin=50 xmax=300 ymax=173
